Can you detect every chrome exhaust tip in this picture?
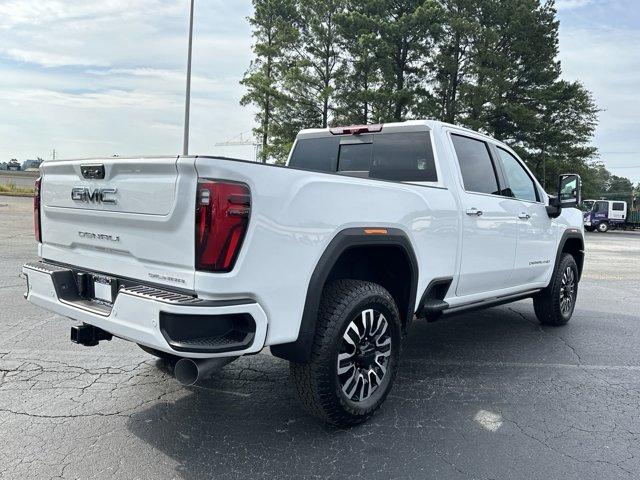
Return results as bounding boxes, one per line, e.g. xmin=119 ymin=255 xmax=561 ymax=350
xmin=174 ymin=356 xmax=237 ymax=386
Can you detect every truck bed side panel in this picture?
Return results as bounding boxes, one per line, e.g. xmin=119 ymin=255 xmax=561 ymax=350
xmin=194 ymin=157 xmax=459 ymax=346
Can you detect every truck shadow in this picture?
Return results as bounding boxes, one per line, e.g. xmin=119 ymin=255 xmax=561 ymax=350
xmin=124 ymin=301 xmax=591 ymax=479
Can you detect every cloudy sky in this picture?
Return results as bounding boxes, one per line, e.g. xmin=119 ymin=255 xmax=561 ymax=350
xmin=0 ymin=0 xmax=638 ymax=183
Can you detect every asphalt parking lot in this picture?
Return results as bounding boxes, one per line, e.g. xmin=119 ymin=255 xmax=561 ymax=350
xmin=1 ymin=195 xmax=640 ymax=479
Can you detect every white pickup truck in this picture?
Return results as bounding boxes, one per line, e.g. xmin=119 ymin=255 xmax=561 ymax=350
xmin=23 ymin=120 xmax=584 ymax=426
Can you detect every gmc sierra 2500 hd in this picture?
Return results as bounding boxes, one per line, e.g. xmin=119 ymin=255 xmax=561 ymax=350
xmin=23 ymin=120 xmax=584 ymax=426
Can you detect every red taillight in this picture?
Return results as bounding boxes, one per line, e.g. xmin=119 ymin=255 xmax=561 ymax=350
xmin=329 ymin=124 xmax=383 ymax=135
xmin=34 ymin=177 xmax=42 ymax=243
xmin=195 ymin=180 xmax=251 ymax=272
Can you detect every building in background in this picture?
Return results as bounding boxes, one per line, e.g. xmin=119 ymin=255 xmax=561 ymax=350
xmin=22 ymin=158 xmax=43 ymax=171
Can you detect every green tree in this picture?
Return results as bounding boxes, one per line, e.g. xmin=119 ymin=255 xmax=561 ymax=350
xmin=333 ymin=4 xmax=380 ymax=125
xmin=370 ymin=0 xmax=443 ymax=122
xmin=452 ymin=0 xmax=599 ymax=191
xmin=285 ymin=0 xmax=345 ymax=128
xmin=604 ymin=175 xmax=634 ymax=203
xmin=240 ymin=0 xmax=297 ymax=162
xmin=430 ymin=0 xmax=479 ymax=123
xmin=241 ymin=0 xmax=615 ymax=189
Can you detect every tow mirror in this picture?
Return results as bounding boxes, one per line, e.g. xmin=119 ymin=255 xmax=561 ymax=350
xmin=546 ymin=173 xmax=581 ymax=218
xmin=558 ymin=174 xmax=581 ymax=208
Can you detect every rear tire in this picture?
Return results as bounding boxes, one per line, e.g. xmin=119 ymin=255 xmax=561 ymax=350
xmin=290 ymin=280 xmax=401 ymax=427
xmin=533 ymin=253 xmax=579 ymax=326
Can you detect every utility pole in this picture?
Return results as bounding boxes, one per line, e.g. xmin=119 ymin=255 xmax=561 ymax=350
xmin=182 ymin=0 xmax=195 ymax=156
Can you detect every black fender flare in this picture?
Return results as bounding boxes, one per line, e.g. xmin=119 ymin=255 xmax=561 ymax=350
xmin=270 ymin=227 xmax=418 ymax=363
xmin=552 ymin=228 xmax=585 ymax=283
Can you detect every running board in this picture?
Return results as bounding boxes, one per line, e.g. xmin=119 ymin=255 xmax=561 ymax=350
xmin=443 ymin=289 xmax=542 ymax=316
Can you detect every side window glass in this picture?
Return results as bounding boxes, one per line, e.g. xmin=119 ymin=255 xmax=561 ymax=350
xmin=370 ymin=132 xmax=438 ymax=182
xmin=451 ymin=134 xmax=500 ymax=195
xmin=612 ymin=202 xmax=625 ymax=211
xmin=288 ymin=136 xmax=340 ymax=172
xmin=595 ymin=201 xmax=608 ymax=213
xmin=496 ymin=148 xmax=539 ymax=202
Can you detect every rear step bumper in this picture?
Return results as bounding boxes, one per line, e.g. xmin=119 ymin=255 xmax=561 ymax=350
xmin=22 ymin=261 xmax=268 ymax=359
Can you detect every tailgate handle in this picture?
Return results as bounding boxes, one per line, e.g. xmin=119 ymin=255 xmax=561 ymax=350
xmin=81 ymin=164 xmax=105 ymax=180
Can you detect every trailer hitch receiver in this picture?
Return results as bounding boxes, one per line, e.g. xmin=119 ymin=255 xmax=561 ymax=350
xmin=71 ymin=324 xmax=113 ymax=346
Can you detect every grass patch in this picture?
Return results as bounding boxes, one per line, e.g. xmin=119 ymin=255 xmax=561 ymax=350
xmin=0 ymin=181 xmax=34 ymax=197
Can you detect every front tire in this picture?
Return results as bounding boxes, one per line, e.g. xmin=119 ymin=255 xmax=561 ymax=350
xmin=597 ymin=222 xmax=609 ymax=233
xmin=533 ymin=253 xmax=579 ymax=326
xmin=290 ymin=280 xmax=401 ymax=427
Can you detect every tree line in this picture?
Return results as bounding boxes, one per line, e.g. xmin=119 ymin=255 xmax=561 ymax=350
xmin=241 ymin=0 xmax=633 ymax=201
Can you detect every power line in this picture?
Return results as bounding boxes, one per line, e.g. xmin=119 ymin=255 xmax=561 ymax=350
xmin=600 ymin=152 xmax=640 ymax=155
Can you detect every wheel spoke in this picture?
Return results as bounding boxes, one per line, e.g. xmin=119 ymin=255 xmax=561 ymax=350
xmin=337 ymin=308 xmax=393 ymax=403
xmin=343 ymin=323 xmax=360 ymax=347
xmin=361 ymin=309 xmax=374 ymax=337
xmin=337 ymin=352 xmax=355 ymax=375
xmin=375 ymin=356 xmax=387 ymax=376
xmin=342 ymin=369 xmax=359 ymax=399
xmin=358 ymin=373 xmax=371 ymax=401
xmin=368 ymin=367 xmax=382 ymax=386
xmin=373 ymin=315 xmax=388 ymax=340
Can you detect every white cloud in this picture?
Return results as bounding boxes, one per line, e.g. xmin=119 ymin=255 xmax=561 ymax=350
xmin=0 ymin=0 xmax=183 ymax=28
xmin=558 ymin=24 xmax=640 ymax=182
xmin=0 ymin=1 xmax=255 ymax=162
xmin=556 ymin=0 xmax=593 ymax=10
xmin=2 ymin=48 xmax=110 ymax=68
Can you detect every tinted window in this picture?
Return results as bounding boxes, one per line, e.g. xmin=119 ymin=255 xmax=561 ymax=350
xmin=497 ymin=148 xmax=539 ymax=202
xmin=338 ymin=142 xmax=372 ymax=172
xmin=370 ymin=132 xmax=438 ymax=182
xmin=613 ymin=202 xmax=625 ymax=211
xmin=451 ymin=134 xmax=500 ymax=195
xmin=288 ymin=136 xmax=339 ymax=172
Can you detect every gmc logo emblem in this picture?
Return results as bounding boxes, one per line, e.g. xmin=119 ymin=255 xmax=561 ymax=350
xmin=71 ymin=187 xmax=118 ymax=204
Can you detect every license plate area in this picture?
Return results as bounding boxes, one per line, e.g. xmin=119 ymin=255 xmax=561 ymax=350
xmin=91 ymin=275 xmax=116 ymax=304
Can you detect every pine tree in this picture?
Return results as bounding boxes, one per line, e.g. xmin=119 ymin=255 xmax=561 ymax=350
xmin=241 ymin=0 xmax=608 ymax=189
xmin=240 ymin=0 xmax=297 ymax=162
xmin=430 ymin=0 xmax=479 ymax=123
xmin=451 ymin=0 xmax=599 ymax=190
xmin=284 ymin=0 xmax=345 ymax=128
xmin=333 ymin=4 xmax=380 ymax=125
xmin=370 ymin=0 xmax=443 ymax=122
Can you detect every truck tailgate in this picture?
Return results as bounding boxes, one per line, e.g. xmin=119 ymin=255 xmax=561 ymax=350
xmin=39 ymin=156 xmax=198 ymax=290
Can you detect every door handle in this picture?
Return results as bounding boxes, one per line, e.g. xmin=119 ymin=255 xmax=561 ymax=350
xmin=466 ymin=208 xmax=483 ymax=216
xmin=518 ymin=212 xmax=531 ymax=220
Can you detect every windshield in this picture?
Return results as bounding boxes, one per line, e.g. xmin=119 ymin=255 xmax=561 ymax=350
xmin=581 ymin=200 xmax=595 ymax=212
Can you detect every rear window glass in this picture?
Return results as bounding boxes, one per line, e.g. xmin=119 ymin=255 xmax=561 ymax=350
xmin=613 ymin=202 xmax=625 ymax=211
xmin=338 ymin=142 xmax=373 ymax=172
xmin=288 ymin=131 xmax=438 ymax=183
xmin=370 ymin=132 xmax=438 ymax=182
xmin=288 ymin=136 xmax=339 ymax=172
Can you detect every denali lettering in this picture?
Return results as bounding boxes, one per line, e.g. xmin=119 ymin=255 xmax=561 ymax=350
xmin=71 ymin=187 xmax=117 ymax=204
xmin=529 ymin=260 xmax=551 ymax=266
xmin=148 ymin=273 xmax=186 ymax=284
xmin=78 ymin=231 xmax=120 ymax=242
